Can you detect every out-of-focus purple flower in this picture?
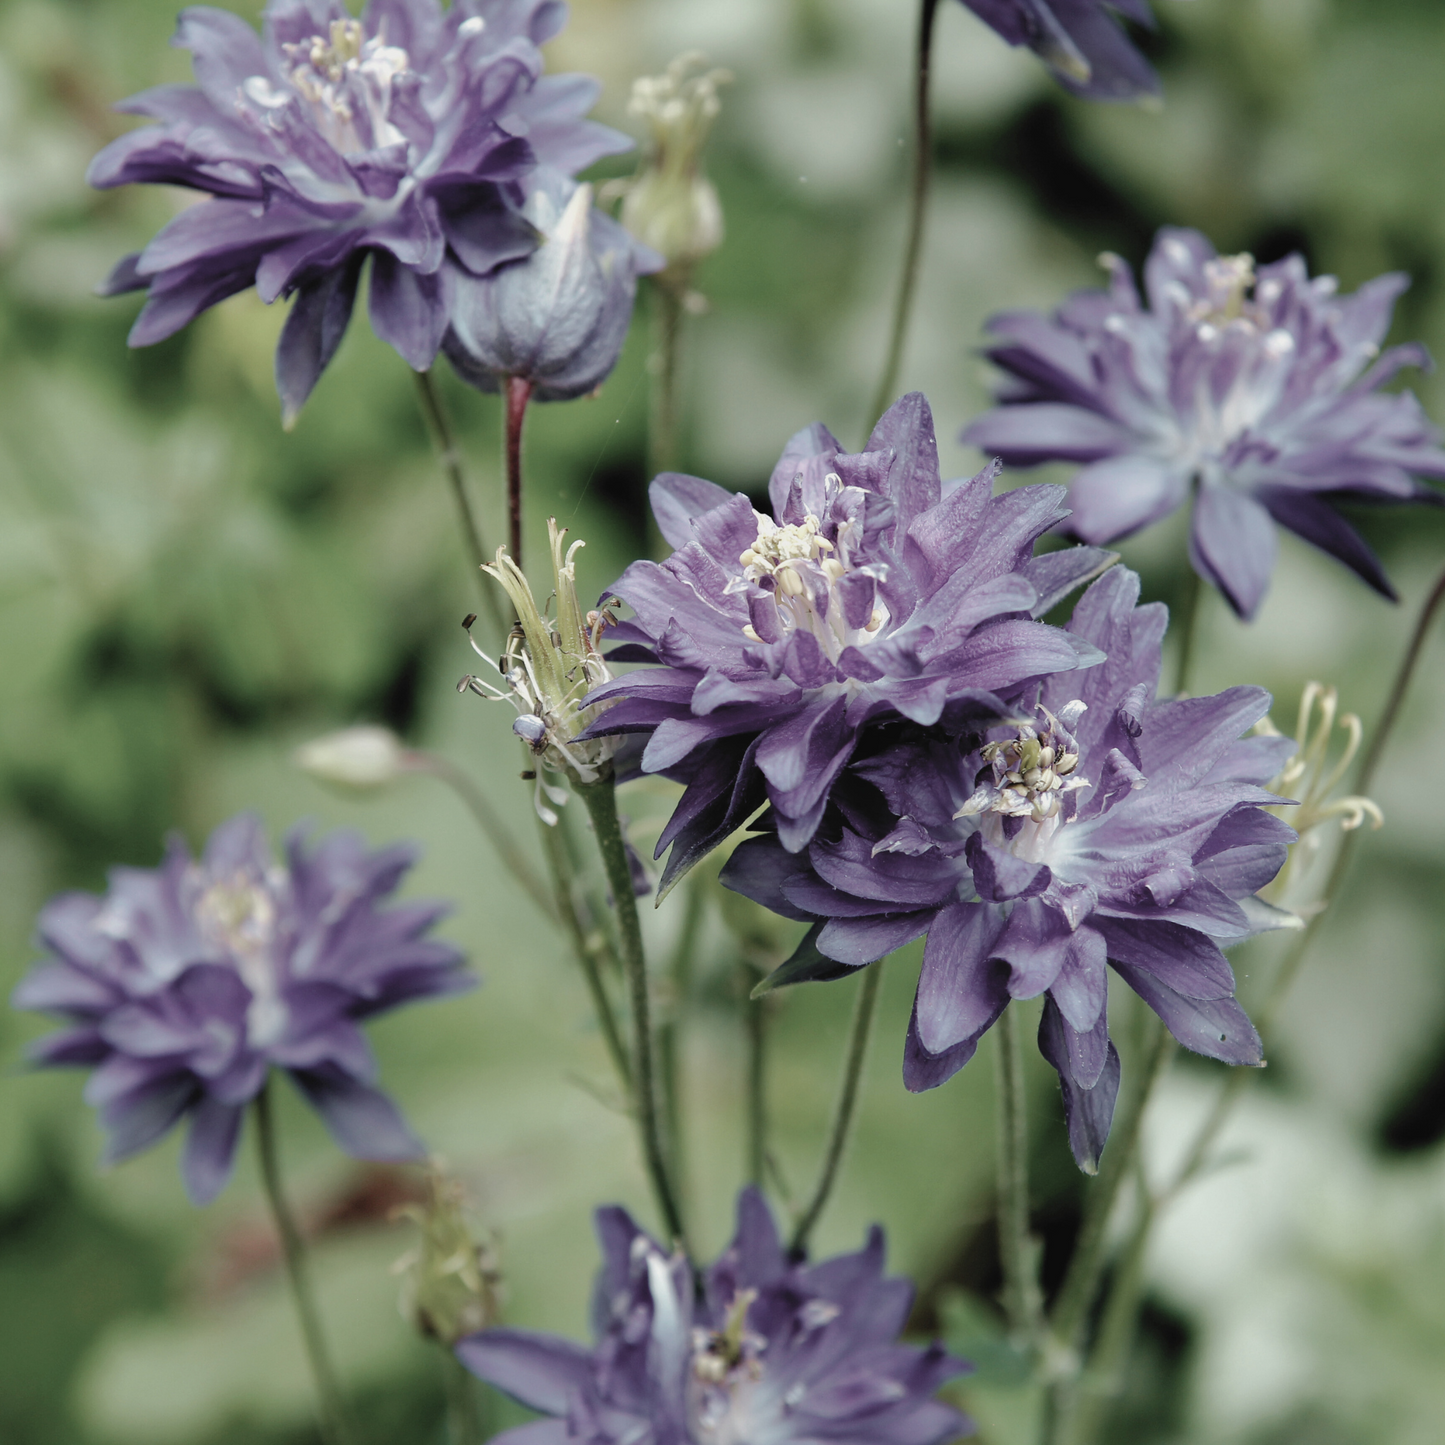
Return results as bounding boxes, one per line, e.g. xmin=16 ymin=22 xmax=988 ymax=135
xmin=442 ymin=171 xmax=661 ymax=401
xmin=88 ymin=0 xmax=631 ymax=422
xmin=456 ymin=1186 xmax=972 ymax=1444
xmin=583 ymin=393 xmax=1113 ymax=889
xmin=722 ymin=567 xmax=1296 ymax=1172
xmin=963 ymin=228 xmax=1445 ymax=619
xmin=11 ymin=814 xmax=469 ymax=1204
xmin=956 ymin=0 xmax=1159 ymax=101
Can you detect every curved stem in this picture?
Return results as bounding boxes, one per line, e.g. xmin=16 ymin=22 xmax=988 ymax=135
xmin=790 ymin=961 xmax=884 ymax=1256
xmin=867 ymin=0 xmax=940 ymax=430
xmin=254 ymin=1083 xmax=354 ymax=1445
xmin=648 ymin=282 xmax=686 ymax=483
xmin=577 ymin=775 xmax=687 ymax=1248
xmin=410 ymin=752 xmax=552 ymax=919
xmin=536 ymin=807 xmax=633 ymax=1095
xmin=1045 ymin=1021 xmax=1172 ymax=1385
xmin=995 ymin=1006 xmax=1043 ymax=1345
xmin=413 ymin=371 xmax=507 ymax=644
xmin=744 ymin=961 xmax=769 ymax=1187
xmin=1173 ymin=566 xmax=1204 ymax=697
xmin=442 ymin=1348 xmax=486 ymax=1445
xmin=659 ymin=878 xmax=706 ymax=1191
xmin=504 ymin=376 xmax=533 ymax=567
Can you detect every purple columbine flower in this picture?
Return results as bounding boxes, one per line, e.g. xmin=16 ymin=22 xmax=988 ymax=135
xmin=962 ymin=228 xmax=1445 ymax=619
xmin=721 ymin=567 xmax=1296 ymax=1172
xmin=456 ymin=1186 xmax=972 ymax=1444
xmin=583 ymin=393 xmax=1113 ymax=889
xmin=11 ymin=814 xmax=470 ymax=1204
xmin=442 ymin=170 xmax=662 ymax=401
xmin=956 ymin=1 xmax=1159 ymax=101
xmin=89 ymin=0 xmax=631 ymax=422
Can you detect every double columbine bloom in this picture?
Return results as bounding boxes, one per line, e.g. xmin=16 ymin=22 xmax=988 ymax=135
xmin=11 ymin=814 xmax=469 ymax=1203
xmin=89 ymin=0 xmax=635 ymax=420
xmin=457 ymin=1187 xmax=971 ymax=1443
xmin=963 ymin=227 xmax=1445 ymax=618
xmin=585 ymin=393 xmax=1111 ymax=888
xmin=721 ymin=567 xmax=1294 ymax=1170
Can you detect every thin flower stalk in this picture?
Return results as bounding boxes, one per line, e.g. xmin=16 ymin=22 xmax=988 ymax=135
xmin=995 ymin=1006 xmax=1044 ymax=1347
xmin=255 ymin=1083 xmax=354 ymax=1445
xmin=789 ymin=961 xmax=884 ymax=1257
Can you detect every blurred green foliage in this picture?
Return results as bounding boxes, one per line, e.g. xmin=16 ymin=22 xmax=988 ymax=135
xmin=3 ymin=1 xmax=1445 ymax=1443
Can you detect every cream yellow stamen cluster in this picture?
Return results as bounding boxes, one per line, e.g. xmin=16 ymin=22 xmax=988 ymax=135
xmin=956 ymin=704 xmax=1086 ymax=826
xmin=267 ymin=20 xmax=412 ymax=152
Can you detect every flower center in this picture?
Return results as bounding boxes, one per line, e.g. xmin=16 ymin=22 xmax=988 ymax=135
xmin=734 ymin=484 xmax=884 ymax=661
xmin=196 ymin=872 xmax=287 ymax=1046
xmin=254 ymin=19 xmax=414 ymax=153
xmin=1187 ymin=253 xmax=1260 ymax=328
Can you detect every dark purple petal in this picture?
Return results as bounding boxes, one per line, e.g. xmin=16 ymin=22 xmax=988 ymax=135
xmin=913 ymin=902 xmax=1009 ymax=1055
xmin=1191 ymin=487 xmax=1279 ymax=620
xmin=456 ymin=1328 xmax=593 ymax=1412
xmin=1110 ymin=960 xmax=1262 ymax=1064
xmin=817 ymin=913 xmax=932 ymax=967
xmin=649 ymin=473 xmax=737 ymax=550
xmin=903 ymin=995 xmax=988 ymax=1092
xmin=1255 ymin=487 xmax=1397 ymax=601
xmin=1094 ymin=917 xmax=1235 ymax=1000
xmin=965 ymin=833 xmax=1051 ymax=902
xmin=288 ymin=1069 xmax=426 ymax=1161
xmin=275 ymin=255 xmax=364 ymax=427
xmin=368 ymin=251 xmax=451 ymax=370
xmin=962 ymin=402 xmax=1129 ymax=465
xmin=1064 ymin=455 xmax=1187 ymax=543
xmin=182 ymin=1095 xmax=245 ymax=1205
xmin=1038 ymin=998 xmax=1120 ymax=1174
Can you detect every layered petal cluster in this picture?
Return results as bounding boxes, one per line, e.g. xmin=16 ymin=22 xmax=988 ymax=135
xmin=586 ymin=393 xmax=1111 ymax=888
xmin=457 ymin=1186 xmax=971 ymax=1444
xmin=12 ymin=814 xmax=469 ymax=1203
xmin=722 ymin=568 xmax=1294 ymax=1171
xmin=443 ymin=172 xmax=661 ymax=401
xmin=956 ymin=0 xmax=1159 ymax=101
xmin=963 ymin=228 xmax=1445 ymax=618
xmin=90 ymin=0 xmax=631 ymax=419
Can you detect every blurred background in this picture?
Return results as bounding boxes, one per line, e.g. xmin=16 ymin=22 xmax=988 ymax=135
xmin=2 ymin=0 xmax=1445 ymax=1441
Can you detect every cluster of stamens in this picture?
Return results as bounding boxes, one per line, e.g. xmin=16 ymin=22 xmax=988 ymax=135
xmin=957 ymin=704 xmax=1086 ymax=826
xmin=732 ymin=487 xmax=885 ymax=656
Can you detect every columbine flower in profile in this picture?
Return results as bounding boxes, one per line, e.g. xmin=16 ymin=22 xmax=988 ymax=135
xmin=11 ymin=814 xmax=470 ymax=1204
xmin=443 ymin=172 xmax=661 ymax=402
xmin=459 ymin=518 xmax=619 ymax=821
xmin=962 ymin=228 xmax=1445 ymax=619
xmin=1256 ymin=682 xmax=1383 ymax=913
xmin=955 ymin=1 xmax=1159 ymax=101
xmin=722 ymin=567 xmax=1295 ymax=1172
xmin=88 ymin=0 xmax=632 ymax=422
xmin=612 ymin=51 xmax=731 ymax=290
xmin=455 ymin=1186 xmax=972 ymax=1443
xmin=583 ymin=392 xmax=1113 ymax=889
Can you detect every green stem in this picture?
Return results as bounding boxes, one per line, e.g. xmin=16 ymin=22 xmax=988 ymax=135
xmin=867 ymin=0 xmax=940 ymax=430
xmin=411 ymin=752 xmax=552 ymax=919
xmin=658 ymin=878 xmax=705 ymax=1191
xmin=1070 ymin=1178 xmax=1156 ymax=1445
xmin=1043 ymin=1019 xmax=1172 ymax=1424
xmin=536 ymin=808 xmax=632 ymax=1095
xmin=995 ymin=1007 xmax=1043 ymax=1345
xmin=648 ymin=282 xmax=686 ymax=483
xmin=442 ymin=1348 xmax=485 ymax=1445
xmin=577 ymin=775 xmax=687 ymax=1247
xmin=413 ymin=371 xmax=507 ymax=644
xmin=1173 ymin=565 xmax=1204 ymax=697
xmin=744 ymin=960 xmax=768 ymax=1187
xmin=254 ymin=1083 xmax=354 ymax=1445
xmin=504 ymin=376 xmax=532 ymax=567
xmin=790 ymin=961 xmax=884 ymax=1256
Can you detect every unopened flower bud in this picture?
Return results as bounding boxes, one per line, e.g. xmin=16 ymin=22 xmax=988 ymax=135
xmin=393 ymin=1165 xmax=501 ymax=1347
xmin=295 ymin=725 xmax=409 ymax=790
xmin=618 ymin=53 xmax=731 ymax=286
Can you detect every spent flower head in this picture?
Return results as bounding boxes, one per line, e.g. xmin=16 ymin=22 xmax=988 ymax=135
xmin=394 ymin=1162 xmax=501 ymax=1346
xmin=295 ymin=724 xmax=410 ymax=790
xmin=11 ymin=814 xmax=469 ymax=1203
xmin=963 ymin=227 xmax=1445 ymax=618
xmin=1257 ymin=682 xmax=1383 ymax=911
xmin=615 ymin=51 xmax=731 ymax=287
xmin=460 ymin=518 xmax=619 ymax=819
